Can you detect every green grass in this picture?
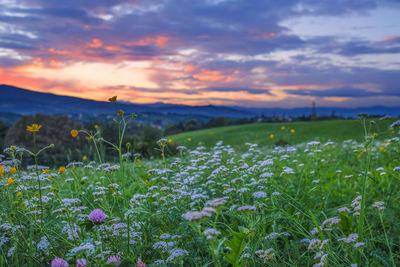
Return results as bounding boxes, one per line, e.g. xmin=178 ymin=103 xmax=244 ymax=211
xmin=169 ymin=119 xmax=396 ymax=150
xmin=1 ymin=118 xmax=399 ymax=266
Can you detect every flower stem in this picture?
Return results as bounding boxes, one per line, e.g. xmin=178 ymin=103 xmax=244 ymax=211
xmin=379 ymin=213 xmax=395 ymax=267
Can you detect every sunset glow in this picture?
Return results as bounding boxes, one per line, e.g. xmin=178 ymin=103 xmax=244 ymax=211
xmin=1 ymin=0 xmax=400 ymax=107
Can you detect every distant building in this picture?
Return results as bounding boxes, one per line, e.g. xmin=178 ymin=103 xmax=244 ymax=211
xmin=311 ymin=101 xmax=317 ymax=121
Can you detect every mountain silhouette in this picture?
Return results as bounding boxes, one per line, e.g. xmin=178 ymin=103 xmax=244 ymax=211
xmin=1 ymin=84 xmax=399 ymax=119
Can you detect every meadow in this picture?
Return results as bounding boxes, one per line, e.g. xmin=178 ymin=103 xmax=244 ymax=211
xmin=169 ymin=119 xmax=397 ymax=150
xmin=0 ymin=105 xmax=399 ymax=266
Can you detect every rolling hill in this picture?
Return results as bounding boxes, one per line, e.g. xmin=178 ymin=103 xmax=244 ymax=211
xmin=1 ymin=84 xmax=400 ymax=122
xmin=168 ymin=119 xmax=397 ymax=150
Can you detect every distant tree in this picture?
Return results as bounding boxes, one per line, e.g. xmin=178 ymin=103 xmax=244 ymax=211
xmin=0 ymin=120 xmax=9 ymax=151
xmin=137 ymin=125 xmax=163 ymax=157
xmin=4 ymin=114 xmax=86 ymax=165
xmin=206 ymin=117 xmax=228 ymax=128
xmin=185 ymin=119 xmax=199 ymax=131
xmin=141 ymin=124 xmax=163 ymax=143
xmin=231 ymin=118 xmax=250 ymax=125
xmin=164 ymin=123 xmax=184 ymax=135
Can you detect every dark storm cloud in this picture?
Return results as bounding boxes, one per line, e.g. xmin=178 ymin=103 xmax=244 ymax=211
xmin=19 ymin=0 xmax=138 ymax=9
xmin=321 ymin=40 xmax=400 ymax=56
xmin=293 ymin=0 xmax=378 ymax=15
xmin=199 ymin=87 xmax=273 ymax=95
xmin=103 ymin=86 xmax=272 ymax=96
xmin=1 ymin=0 xmax=396 ymax=60
xmin=285 ymin=87 xmax=400 ymax=98
xmin=0 ymin=40 xmax=35 ymax=50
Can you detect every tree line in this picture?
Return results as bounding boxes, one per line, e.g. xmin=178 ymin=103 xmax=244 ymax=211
xmin=0 ymin=112 xmax=346 ymax=167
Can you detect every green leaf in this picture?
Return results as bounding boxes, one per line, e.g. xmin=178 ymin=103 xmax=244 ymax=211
xmin=338 ymin=212 xmax=352 ymax=234
xmin=309 ymin=210 xmax=325 ymax=241
xmin=119 ymin=259 xmax=136 ymax=267
xmin=223 ymin=232 xmax=247 ymax=267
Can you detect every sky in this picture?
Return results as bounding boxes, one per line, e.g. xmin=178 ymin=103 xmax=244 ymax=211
xmin=0 ymin=0 xmax=400 ymax=107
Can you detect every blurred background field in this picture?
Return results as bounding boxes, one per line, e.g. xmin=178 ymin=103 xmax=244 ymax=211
xmin=169 ymin=119 xmax=397 ymax=151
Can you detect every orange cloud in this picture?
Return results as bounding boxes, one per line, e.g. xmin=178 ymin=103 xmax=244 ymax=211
xmin=88 ymin=38 xmax=103 ymax=48
xmin=193 ymin=69 xmax=234 ymax=82
xmin=125 ymin=35 xmax=171 ymax=48
xmin=258 ymin=32 xmax=276 ymax=39
xmin=183 ymin=64 xmax=196 ymax=72
xmin=0 ymin=67 xmax=77 ymax=94
xmin=48 ymin=48 xmax=69 ymax=55
xmin=251 ymin=30 xmax=276 ymax=39
xmin=104 ymin=46 xmax=119 ymax=51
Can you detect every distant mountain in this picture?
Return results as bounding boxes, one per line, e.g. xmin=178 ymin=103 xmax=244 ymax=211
xmin=1 ymin=84 xmax=400 ymax=120
xmin=0 ymin=84 xmax=252 ymax=118
xmin=233 ymin=106 xmax=400 ymax=118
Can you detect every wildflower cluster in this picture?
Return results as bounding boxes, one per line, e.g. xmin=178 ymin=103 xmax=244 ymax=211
xmin=0 ymin=114 xmax=398 ymax=266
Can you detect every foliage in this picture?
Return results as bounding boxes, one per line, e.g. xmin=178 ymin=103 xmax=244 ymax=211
xmin=1 ymin=111 xmax=399 ymax=266
xmin=0 ymin=120 xmax=9 ymax=151
xmin=4 ymin=114 xmax=86 ymax=166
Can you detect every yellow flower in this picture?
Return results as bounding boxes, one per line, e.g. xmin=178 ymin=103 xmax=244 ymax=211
xmin=290 ymin=129 xmax=295 ymax=133
xmin=108 ymin=95 xmax=117 ymax=102
xmin=10 ymin=145 xmax=16 ymax=150
xmin=168 ymin=138 xmax=172 ymax=143
xmin=358 ymin=151 xmax=363 ymax=158
xmin=269 ymin=134 xmax=274 ymax=139
xmin=161 ymin=153 xmax=164 ymax=157
xmin=109 ymin=184 xmax=118 ymax=191
xmin=0 ymin=165 xmax=4 ymax=176
xmin=71 ymin=129 xmax=78 ymax=137
xmin=7 ymin=178 xmax=15 ymax=185
xmin=10 ymin=167 xmax=17 ymax=174
xmin=83 ymin=156 xmax=87 ymax=160
xmin=157 ymin=140 xmax=166 ymax=147
xmin=94 ymin=124 xmax=98 ymax=129
xmin=187 ymin=137 xmax=191 ymax=142
xmin=145 ymin=179 xmax=148 ymax=183
xmin=17 ymin=192 xmax=22 ymax=197
xmin=59 ymin=166 xmax=66 ymax=174
xmin=117 ymin=109 xmax=124 ymax=116
xmin=392 ymin=130 xmax=395 ymax=134
xmin=281 ymin=126 xmax=285 ymax=130
xmin=26 ymin=124 xmax=42 ymax=132
xmin=42 ymin=169 xmax=50 ymax=174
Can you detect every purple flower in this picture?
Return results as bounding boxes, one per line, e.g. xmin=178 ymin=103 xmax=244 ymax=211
xmin=76 ymin=258 xmax=86 ymax=267
xmin=51 ymin=257 xmax=69 ymax=267
xmin=137 ymin=258 xmax=147 ymax=267
xmin=88 ymin=209 xmax=106 ymax=224
xmin=106 ymin=255 xmax=121 ymax=267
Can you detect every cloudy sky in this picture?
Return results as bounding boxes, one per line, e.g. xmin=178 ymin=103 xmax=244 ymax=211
xmin=1 ymin=0 xmax=399 ymax=107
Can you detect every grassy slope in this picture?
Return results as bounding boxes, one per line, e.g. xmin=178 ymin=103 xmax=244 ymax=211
xmin=169 ymin=119 xmax=396 ymax=150
xmin=2 ymin=118 xmax=399 ymax=266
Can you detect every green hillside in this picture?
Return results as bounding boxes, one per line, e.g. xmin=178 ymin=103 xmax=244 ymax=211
xmin=169 ymin=119 xmax=397 ymax=150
